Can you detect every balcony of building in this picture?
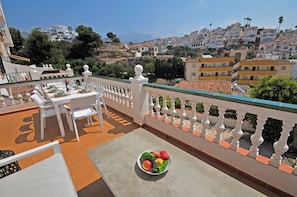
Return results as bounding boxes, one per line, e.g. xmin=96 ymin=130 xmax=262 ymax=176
xmin=199 ymin=66 xmax=233 ymax=72
xmin=0 ymin=65 xmax=297 ymax=196
xmin=236 ymin=70 xmax=277 ymax=76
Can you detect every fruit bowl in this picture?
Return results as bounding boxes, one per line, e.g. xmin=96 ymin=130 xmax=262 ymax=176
xmin=137 ymin=149 xmax=171 ymax=176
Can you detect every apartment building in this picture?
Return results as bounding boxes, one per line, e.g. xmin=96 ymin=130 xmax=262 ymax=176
xmin=232 ymin=59 xmax=294 ymax=85
xmin=47 ymin=25 xmax=78 ymax=41
xmin=242 ymin=26 xmax=258 ymax=44
xmin=258 ymin=28 xmax=277 ymax=44
xmin=185 ymin=56 xmax=234 ymax=81
xmin=208 ymin=35 xmax=226 ymax=49
xmin=225 ymin=23 xmax=243 ymax=47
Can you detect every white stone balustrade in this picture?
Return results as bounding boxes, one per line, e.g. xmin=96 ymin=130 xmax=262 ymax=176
xmin=1 ymin=64 xmax=297 ymax=195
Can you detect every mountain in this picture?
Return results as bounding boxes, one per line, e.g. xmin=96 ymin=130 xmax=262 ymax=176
xmin=118 ymin=32 xmax=154 ymax=44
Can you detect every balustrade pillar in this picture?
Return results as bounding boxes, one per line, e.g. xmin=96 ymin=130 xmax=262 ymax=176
xmin=170 ymin=97 xmax=176 ymax=125
xmin=0 ymin=94 xmax=5 ymax=107
xmin=214 ymin=106 xmax=226 ymax=143
xmin=162 ymin=96 xmax=168 ymax=122
xmin=149 ymin=93 xmax=154 ymax=116
xmin=270 ymin=120 xmax=294 ymax=167
xmin=8 ymin=87 xmax=15 ymax=105
xmin=189 ymin=100 xmax=197 ymax=133
xmin=179 ymin=98 xmax=186 ymax=129
xmin=130 ymin=64 xmax=149 ymax=126
xmin=248 ymin=115 xmax=266 ymax=158
xmin=155 ymin=95 xmax=161 ymax=118
xmin=201 ymin=103 xmax=210 ymax=138
xmin=17 ymin=87 xmax=23 ymax=104
xmin=230 ymin=110 xmax=245 ymax=150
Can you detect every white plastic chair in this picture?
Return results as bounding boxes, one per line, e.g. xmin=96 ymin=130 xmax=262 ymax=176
xmin=68 ymin=95 xmax=103 ymax=142
xmin=33 ymin=89 xmax=53 ymax=106
xmin=30 ymin=94 xmax=57 ymax=140
xmin=86 ymin=83 xmax=95 ymax=90
xmin=95 ymin=86 xmax=110 ymax=119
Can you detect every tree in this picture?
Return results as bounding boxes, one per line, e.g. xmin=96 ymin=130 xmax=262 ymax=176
xmin=249 ymin=76 xmax=297 ymax=149
xmin=107 ymin=32 xmax=115 ymax=41
xmin=278 ymin=16 xmax=284 ymax=32
xmin=9 ymin=27 xmax=24 ymax=54
xmin=249 ymin=76 xmax=297 ymax=103
xmin=106 ymin=32 xmax=121 ymax=43
xmin=68 ymin=25 xmax=102 ymax=59
xmin=24 ymin=29 xmax=53 ymax=66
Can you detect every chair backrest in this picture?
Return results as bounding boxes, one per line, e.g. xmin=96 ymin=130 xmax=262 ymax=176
xmin=86 ymin=83 xmax=94 ymax=90
xmin=70 ymin=95 xmax=97 ymax=110
xmin=33 ymin=90 xmax=46 ymax=100
xmin=80 ymin=82 xmax=86 ymax=88
xmin=95 ymin=86 xmax=104 ymax=96
xmin=34 ymin=87 xmax=46 ymax=97
xmin=30 ymin=94 xmax=45 ymax=108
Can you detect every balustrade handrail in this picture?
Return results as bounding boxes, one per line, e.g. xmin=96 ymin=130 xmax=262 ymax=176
xmin=144 ymin=83 xmax=297 ymax=114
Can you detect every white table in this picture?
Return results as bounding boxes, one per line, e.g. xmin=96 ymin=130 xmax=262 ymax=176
xmin=46 ymin=88 xmax=103 ymax=138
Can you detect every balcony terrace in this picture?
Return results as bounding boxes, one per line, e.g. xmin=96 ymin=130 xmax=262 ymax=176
xmin=0 ymin=65 xmax=297 ymax=196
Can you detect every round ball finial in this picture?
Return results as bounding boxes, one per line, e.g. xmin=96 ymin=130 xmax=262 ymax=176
xmin=134 ymin=64 xmax=145 ymax=79
xmin=83 ymin=64 xmax=89 ymax=71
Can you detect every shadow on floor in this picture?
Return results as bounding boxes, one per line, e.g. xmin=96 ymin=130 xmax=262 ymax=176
xmin=77 ymin=178 xmax=114 ymax=197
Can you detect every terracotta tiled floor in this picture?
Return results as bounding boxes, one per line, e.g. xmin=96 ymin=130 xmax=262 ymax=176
xmin=0 ymin=107 xmax=139 ymax=197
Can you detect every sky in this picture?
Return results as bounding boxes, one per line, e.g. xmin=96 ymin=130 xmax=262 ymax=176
xmin=1 ymin=0 xmax=297 ymax=39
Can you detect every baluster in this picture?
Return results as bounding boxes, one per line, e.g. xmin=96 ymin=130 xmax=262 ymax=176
xmin=17 ymin=87 xmax=23 ymax=104
xmin=214 ymin=106 xmax=226 ymax=143
xmin=162 ymin=96 xmax=168 ymax=122
xmin=121 ymin=87 xmax=127 ymax=105
xmin=270 ymin=120 xmax=294 ymax=167
xmin=114 ymin=86 xmax=118 ymax=102
xmin=130 ymin=88 xmax=133 ymax=109
xmin=179 ymin=98 xmax=186 ymax=129
xmin=149 ymin=92 xmax=154 ymax=116
xmin=248 ymin=115 xmax=267 ymax=158
xmin=155 ymin=95 xmax=161 ymax=118
xmin=124 ymin=87 xmax=129 ymax=107
xmin=0 ymin=92 xmax=5 ymax=107
xmin=201 ymin=103 xmax=210 ymax=138
xmin=230 ymin=110 xmax=245 ymax=150
xmin=8 ymin=87 xmax=15 ymax=105
xmin=111 ymin=85 xmax=116 ymax=102
xmin=170 ymin=96 xmax=176 ymax=125
xmin=189 ymin=100 xmax=197 ymax=133
xmin=116 ymin=86 xmax=120 ymax=104
xmin=25 ymin=86 xmax=32 ymax=102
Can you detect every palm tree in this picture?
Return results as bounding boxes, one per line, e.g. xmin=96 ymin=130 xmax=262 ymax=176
xmin=244 ymin=17 xmax=248 ymax=27
xmin=244 ymin=17 xmax=251 ymax=27
xmin=278 ymin=16 xmax=284 ymax=32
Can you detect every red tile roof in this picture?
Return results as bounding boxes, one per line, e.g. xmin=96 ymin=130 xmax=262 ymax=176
xmin=176 ymin=80 xmax=232 ymax=94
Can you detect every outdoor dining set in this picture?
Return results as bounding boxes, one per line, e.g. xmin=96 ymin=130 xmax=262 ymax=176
xmin=31 ymin=80 xmax=109 ymax=142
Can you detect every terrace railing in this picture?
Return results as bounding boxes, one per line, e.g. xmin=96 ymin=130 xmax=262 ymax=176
xmin=1 ymin=64 xmax=297 ymax=195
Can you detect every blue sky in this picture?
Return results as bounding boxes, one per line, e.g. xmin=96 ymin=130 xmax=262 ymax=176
xmin=2 ymin=0 xmax=297 ymax=39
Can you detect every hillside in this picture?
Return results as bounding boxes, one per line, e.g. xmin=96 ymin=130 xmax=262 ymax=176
xmin=96 ymin=42 xmax=134 ymax=62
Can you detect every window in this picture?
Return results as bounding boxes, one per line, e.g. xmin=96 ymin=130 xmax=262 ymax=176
xmin=191 ymin=73 xmax=196 ymax=76
xmin=192 ymin=64 xmax=196 ymax=68
xmin=281 ymin=66 xmax=286 ymax=70
xmin=244 ymin=67 xmax=249 ymax=70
